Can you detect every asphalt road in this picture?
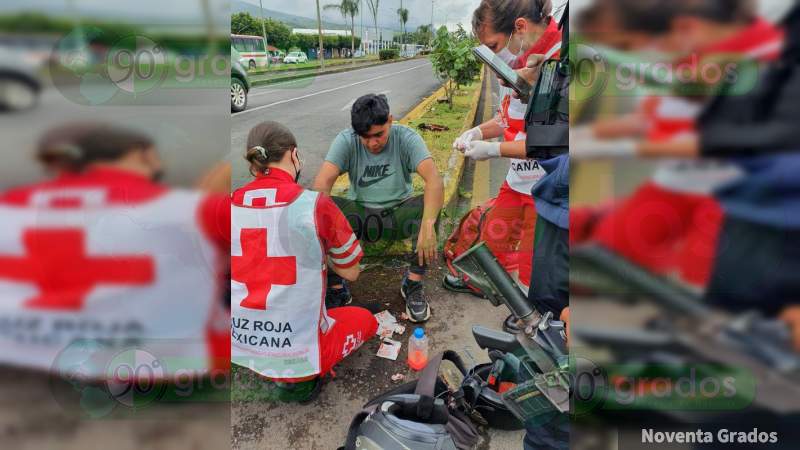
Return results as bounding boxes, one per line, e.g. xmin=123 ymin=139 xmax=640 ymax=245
xmin=0 ymin=84 xmax=230 ymax=190
xmin=230 ymin=57 xmax=442 ymax=189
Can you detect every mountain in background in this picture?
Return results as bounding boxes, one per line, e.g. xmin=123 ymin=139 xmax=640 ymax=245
xmin=232 ymin=0 xmax=348 ymax=30
xmin=232 ymin=0 xmax=405 ymax=34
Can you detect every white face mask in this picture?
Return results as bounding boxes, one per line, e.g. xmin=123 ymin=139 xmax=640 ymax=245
xmin=497 ymin=32 xmax=524 ymax=65
xmin=497 ymin=47 xmax=517 ymax=65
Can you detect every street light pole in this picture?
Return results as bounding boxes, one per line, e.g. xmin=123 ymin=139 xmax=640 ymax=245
xmin=429 ymin=0 xmax=434 ymax=46
xmin=258 ymin=0 xmax=269 ymax=66
xmin=360 ymin=0 xmax=364 ymax=54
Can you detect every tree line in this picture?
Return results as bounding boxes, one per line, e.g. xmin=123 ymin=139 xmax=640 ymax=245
xmin=232 ymin=12 xmax=361 ymax=53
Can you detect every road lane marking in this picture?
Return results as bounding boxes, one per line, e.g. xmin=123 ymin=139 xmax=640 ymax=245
xmin=249 ymin=77 xmax=316 ymax=96
xmin=234 ymin=63 xmax=431 ymax=116
xmin=248 ymin=60 xmax=427 ymax=96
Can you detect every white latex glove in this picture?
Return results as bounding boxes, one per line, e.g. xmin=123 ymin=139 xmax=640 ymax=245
xmin=465 ymin=140 xmax=501 ymax=161
xmin=453 ymin=126 xmax=483 ymax=151
xmin=570 ymin=126 xmax=637 ymax=160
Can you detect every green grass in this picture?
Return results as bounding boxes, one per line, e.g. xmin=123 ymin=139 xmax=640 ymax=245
xmin=250 ymin=55 xmax=379 ymax=74
xmin=405 ymin=81 xmax=482 ymax=193
xmin=231 ymin=365 xmax=317 ymax=403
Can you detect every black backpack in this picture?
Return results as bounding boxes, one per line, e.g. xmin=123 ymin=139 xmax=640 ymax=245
xmin=341 ymin=351 xmax=481 ymax=450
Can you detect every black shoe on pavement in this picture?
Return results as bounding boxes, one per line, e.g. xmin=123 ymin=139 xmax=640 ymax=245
xmin=442 ymin=273 xmax=485 ymax=298
xmin=401 ymin=274 xmax=431 ymax=323
xmin=325 ymin=280 xmax=352 ymax=309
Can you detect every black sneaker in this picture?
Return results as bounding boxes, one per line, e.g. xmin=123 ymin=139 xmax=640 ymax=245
xmin=442 ymin=273 xmax=485 ymax=298
xmin=401 ymin=274 xmax=431 ymax=323
xmin=325 ymin=280 xmax=352 ymax=309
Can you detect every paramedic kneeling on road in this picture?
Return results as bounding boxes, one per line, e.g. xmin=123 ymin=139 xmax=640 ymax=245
xmin=313 ymin=94 xmax=444 ymax=323
xmin=231 ymin=121 xmax=377 ymax=385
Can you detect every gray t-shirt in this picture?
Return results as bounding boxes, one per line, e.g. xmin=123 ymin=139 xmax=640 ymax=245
xmin=325 ymin=124 xmax=432 ymax=207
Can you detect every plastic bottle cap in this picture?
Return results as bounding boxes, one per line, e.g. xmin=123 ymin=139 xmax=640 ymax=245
xmin=414 ymin=327 xmax=425 ymax=339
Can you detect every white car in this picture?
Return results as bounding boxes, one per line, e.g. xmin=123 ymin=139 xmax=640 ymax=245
xmin=283 ymin=52 xmax=308 ymax=64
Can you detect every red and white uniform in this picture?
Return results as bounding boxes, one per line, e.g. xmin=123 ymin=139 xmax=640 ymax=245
xmin=483 ymin=20 xmax=561 ymax=287
xmin=231 ymin=168 xmax=376 ymax=382
xmin=0 ymin=168 xmax=230 ymax=377
xmin=587 ymin=18 xmax=784 ymax=286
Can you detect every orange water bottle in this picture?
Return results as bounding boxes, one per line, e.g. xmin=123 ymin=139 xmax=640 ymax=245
xmin=407 ymin=327 xmax=429 ymax=371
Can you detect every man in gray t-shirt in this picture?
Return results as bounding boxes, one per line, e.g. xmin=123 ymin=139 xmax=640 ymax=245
xmin=313 ymin=94 xmax=444 ymax=323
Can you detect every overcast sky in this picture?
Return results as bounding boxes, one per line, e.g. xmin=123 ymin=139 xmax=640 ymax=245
xmin=5 ymin=0 xmax=787 ymax=35
xmin=2 ymin=0 xmax=230 ymax=26
xmin=246 ymin=0 xmax=482 ymax=32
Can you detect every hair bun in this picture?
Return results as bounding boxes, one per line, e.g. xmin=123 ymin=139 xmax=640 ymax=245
xmin=251 ymin=146 xmax=268 ymax=160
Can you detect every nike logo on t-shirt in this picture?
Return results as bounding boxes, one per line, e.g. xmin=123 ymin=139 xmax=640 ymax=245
xmin=357 ymin=164 xmax=394 ymax=188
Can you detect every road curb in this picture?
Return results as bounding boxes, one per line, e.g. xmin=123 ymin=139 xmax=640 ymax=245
xmin=471 ymin=71 xmax=496 ymax=209
xmin=251 ymin=55 xmax=427 ymax=87
xmin=441 ymin=67 xmax=486 ymax=218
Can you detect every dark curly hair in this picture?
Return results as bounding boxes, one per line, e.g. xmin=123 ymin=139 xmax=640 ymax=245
xmin=351 ymin=93 xmax=390 ymax=136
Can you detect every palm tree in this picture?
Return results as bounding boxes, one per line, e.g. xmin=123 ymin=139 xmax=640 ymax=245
xmin=325 ymin=0 xmax=359 ymax=60
xmin=397 ymin=6 xmax=409 ymax=47
xmin=417 ymin=24 xmax=432 ymax=45
xmin=365 ymin=0 xmax=380 ymax=48
xmin=316 ymin=0 xmax=325 ymax=68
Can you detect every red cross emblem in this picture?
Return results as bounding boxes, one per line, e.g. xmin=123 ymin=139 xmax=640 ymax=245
xmin=0 ymin=229 xmax=155 ymax=311
xmin=231 ymin=228 xmax=297 ymax=310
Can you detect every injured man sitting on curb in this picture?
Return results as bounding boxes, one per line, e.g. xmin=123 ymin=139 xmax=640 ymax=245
xmin=313 ymin=93 xmax=444 ymax=323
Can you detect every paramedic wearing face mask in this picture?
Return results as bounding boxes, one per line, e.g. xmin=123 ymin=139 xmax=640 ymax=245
xmin=0 ymin=123 xmax=231 ymax=377
xmin=232 ymin=122 xmax=377 ymax=398
xmin=446 ymin=0 xmax=561 ymax=309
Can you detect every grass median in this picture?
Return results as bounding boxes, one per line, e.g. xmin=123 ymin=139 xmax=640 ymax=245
xmin=251 ymin=55 xmax=379 ymax=74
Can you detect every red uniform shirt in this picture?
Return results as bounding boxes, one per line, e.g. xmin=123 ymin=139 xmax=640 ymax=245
xmin=0 ymin=167 xmax=231 ymax=373
xmin=516 ymin=18 xmax=563 ymax=69
xmin=232 ymin=168 xmax=363 ymax=269
xmin=645 ymin=17 xmax=785 ymax=141
xmin=1 ymin=167 xmax=230 ymax=252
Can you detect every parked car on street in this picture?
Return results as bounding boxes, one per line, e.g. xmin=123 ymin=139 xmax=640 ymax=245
xmin=283 ymin=51 xmax=308 ymax=64
xmin=231 ymin=48 xmax=250 ymax=112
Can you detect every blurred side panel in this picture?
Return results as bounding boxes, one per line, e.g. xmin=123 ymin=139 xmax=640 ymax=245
xmin=0 ymin=1 xmax=231 ymax=449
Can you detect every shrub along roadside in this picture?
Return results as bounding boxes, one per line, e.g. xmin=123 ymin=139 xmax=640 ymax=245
xmin=378 ymin=48 xmax=400 ymax=60
xmin=429 ymin=25 xmax=481 ymax=109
